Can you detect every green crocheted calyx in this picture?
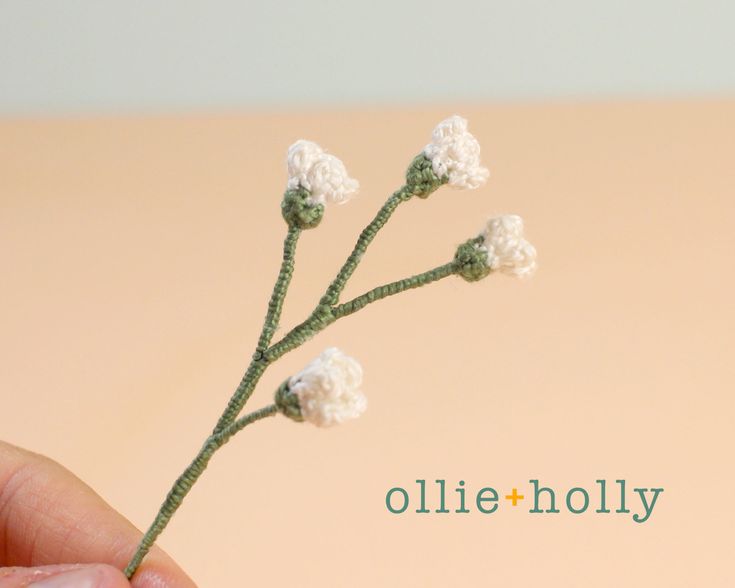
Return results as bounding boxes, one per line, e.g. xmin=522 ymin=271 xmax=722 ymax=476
xmin=454 ymin=237 xmax=491 ymax=282
xmin=274 ymin=380 xmax=304 ymax=422
xmin=405 ymin=153 xmax=446 ymax=198
xmin=281 ymin=188 xmax=324 ymax=229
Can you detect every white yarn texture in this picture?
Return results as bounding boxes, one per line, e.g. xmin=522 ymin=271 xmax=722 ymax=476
xmin=481 ymin=215 xmax=537 ymax=277
xmin=289 ymin=347 xmax=367 ymax=427
xmin=423 ymin=115 xmax=490 ymax=189
xmin=286 ymin=140 xmax=359 ymax=205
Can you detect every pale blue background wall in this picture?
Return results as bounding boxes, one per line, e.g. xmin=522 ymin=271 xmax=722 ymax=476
xmin=1 ymin=0 xmax=733 ymax=115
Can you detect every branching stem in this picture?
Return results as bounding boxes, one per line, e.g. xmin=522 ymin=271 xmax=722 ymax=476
xmin=124 ymin=404 xmax=278 ymax=579
xmin=125 ymin=182 xmax=458 ymax=579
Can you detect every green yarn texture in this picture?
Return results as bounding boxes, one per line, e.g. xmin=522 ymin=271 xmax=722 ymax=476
xmin=455 ymin=237 xmax=491 ymax=282
xmin=281 ymin=188 xmax=324 ymax=229
xmin=405 ymin=153 xmax=447 ymax=197
xmin=123 ymin=404 xmax=277 ymax=578
xmin=256 ymin=225 xmax=301 ymax=355
xmin=274 ymin=380 xmax=303 ymax=422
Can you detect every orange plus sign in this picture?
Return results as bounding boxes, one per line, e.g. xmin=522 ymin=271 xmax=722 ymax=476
xmin=505 ymin=488 xmax=524 ymax=506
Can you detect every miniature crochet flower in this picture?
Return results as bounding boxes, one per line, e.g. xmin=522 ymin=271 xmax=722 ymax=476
xmin=281 ymin=347 xmax=366 ymax=427
xmin=481 ymin=214 xmax=537 ymax=277
xmin=286 ymin=140 xmax=359 ymax=205
xmin=125 ymin=117 xmax=540 ymax=580
xmin=423 ymin=115 xmax=490 ymax=190
xmin=455 ymin=214 xmax=537 ymax=281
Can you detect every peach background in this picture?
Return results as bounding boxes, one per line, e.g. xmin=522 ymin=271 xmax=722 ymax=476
xmin=1 ymin=102 xmax=734 ymax=586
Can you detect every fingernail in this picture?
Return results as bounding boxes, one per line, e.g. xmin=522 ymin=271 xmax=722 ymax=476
xmin=29 ymin=565 xmax=110 ymax=588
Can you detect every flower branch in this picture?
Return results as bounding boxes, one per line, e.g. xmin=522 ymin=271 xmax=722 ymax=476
xmin=255 ymin=225 xmax=301 ymax=355
xmin=319 ymin=184 xmax=422 ymax=307
xmin=332 ymin=261 xmax=459 ymax=319
xmin=125 ymin=115 xmax=535 ymax=580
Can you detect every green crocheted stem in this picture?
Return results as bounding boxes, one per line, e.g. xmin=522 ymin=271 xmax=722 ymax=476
xmin=319 ymin=155 xmax=445 ymax=308
xmin=128 ymin=164 xmax=454 ymax=579
xmin=124 ymin=404 xmax=278 ymax=579
xmin=263 ymin=262 xmax=458 ymax=361
xmin=212 ymin=226 xmax=300 ymax=435
xmin=212 ymin=359 xmax=268 ymax=435
xmin=256 ymin=225 xmax=301 ymax=354
xmin=217 ymin=164 xmax=445 ymax=432
xmin=265 ymin=303 xmax=336 ymax=362
xmin=333 ymin=261 xmax=458 ymax=319
xmin=319 ymin=186 xmax=414 ymax=307
xmin=215 ymin=185 xmax=416 ymax=433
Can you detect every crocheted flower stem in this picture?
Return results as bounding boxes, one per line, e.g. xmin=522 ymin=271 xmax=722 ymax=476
xmin=124 ymin=121 xmax=512 ymax=580
xmin=264 ymin=305 xmax=337 ymax=362
xmin=124 ymin=404 xmax=278 ymax=579
xmin=319 ymin=186 xmax=415 ymax=307
xmin=255 ymin=225 xmax=301 ymax=355
xmin=265 ymin=261 xmax=458 ymax=361
xmin=212 ymin=361 xmax=268 ymax=435
xmin=212 ymin=226 xmax=300 ymax=435
xmin=332 ymin=261 xmax=458 ymax=319
xmin=129 ymin=180 xmax=455 ymax=578
xmin=214 ymin=187 xmax=415 ymax=433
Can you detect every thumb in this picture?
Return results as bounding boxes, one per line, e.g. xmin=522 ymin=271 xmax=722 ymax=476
xmin=0 ymin=564 xmax=130 ymax=588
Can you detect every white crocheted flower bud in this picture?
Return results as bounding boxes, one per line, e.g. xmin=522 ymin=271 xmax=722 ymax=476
xmin=286 ymin=140 xmax=359 ymax=205
xmin=287 ymin=140 xmax=323 ymax=183
xmin=423 ymin=115 xmax=490 ymax=190
xmin=481 ymin=215 xmax=537 ymax=277
xmin=289 ymin=347 xmax=366 ymax=427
